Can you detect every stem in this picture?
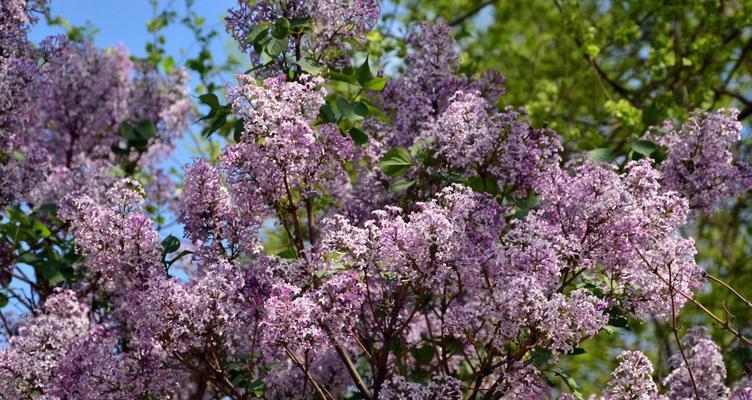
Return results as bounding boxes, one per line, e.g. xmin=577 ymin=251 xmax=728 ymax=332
xmin=635 ymin=248 xmax=752 ymax=346
xmin=332 ymin=338 xmax=372 ymax=399
xmin=306 ymin=198 xmax=317 ymax=246
xmin=284 ymin=347 xmax=333 ymax=400
xmin=668 ymin=261 xmax=700 ymax=400
xmin=705 ymin=272 xmax=752 ymax=310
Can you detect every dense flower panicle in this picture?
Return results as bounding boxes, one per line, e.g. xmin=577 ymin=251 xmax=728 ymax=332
xmin=262 ymin=344 xmax=357 ymax=397
xmin=129 ymin=63 xmax=193 ymax=140
xmin=515 ymin=160 xmax=699 ymax=321
xmin=261 ymin=282 xmax=327 ymax=354
xmin=732 ymin=388 xmax=752 ymax=400
xmin=127 ymin=259 xmax=271 ymax=355
xmin=621 ymin=236 xmax=703 ymax=319
xmin=601 ymin=351 xmax=665 ymax=400
xmin=431 ymin=90 xmax=495 ymax=168
xmin=431 ymin=91 xmax=562 ymax=193
xmin=58 ymin=179 xmax=163 ymax=282
xmin=540 ymin=290 xmax=608 ymax=353
xmin=0 ymin=290 xmax=89 ymax=399
xmin=225 ymin=74 xmax=355 ymax=207
xmin=54 ymin=326 xmax=186 ymax=400
xmin=664 ymin=327 xmax=729 ymax=400
xmin=226 ymin=0 xmax=379 ymax=70
xmin=651 ymin=109 xmax=751 ymax=211
xmin=0 ymin=0 xmax=47 ymax=53
xmin=5 ymin=1 xmax=752 ymax=397
xmin=0 ymin=54 xmax=51 ymax=206
xmin=39 ymin=43 xmax=133 ymax=163
xmin=312 ymin=272 xmax=365 ymax=339
xmin=325 ymin=185 xmax=506 ymax=291
xmin=228 ymin=74 xmax=326 ymax=138
xmin=379 ymin=23 xmax=505 ymax=148
xmin=179 ymin=159 xmax=234 ymax=243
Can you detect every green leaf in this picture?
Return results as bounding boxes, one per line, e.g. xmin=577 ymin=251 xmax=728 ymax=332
xmin=246 ymin=23 xmax=270 ymax=44
xmin=39 ymin=263 xmax=64 ymax=285
xmin=390 ymin=179 xmax=415 ymax=192
xmin=265 ymin=37 xmax=288 ymax=57
xmin=606 ymin=308 xmax=631 ymax=329
xmin=353 ymin=101 xmax=369 ymax=118
xmin=379 ymin=147 xmax=414 ymax=177
xmin=465 ymin=175 xmax=499 ymax=195
xmin=588 ymin=147 xmax=614 ymax=163
xmin=320 ymin=103 xmax=337 ymax=123
xmin=250 ymin=378 xmax=266 ymax=397
xmin=34 ymin=203 xmax=58 ymax=215
xmin=531 ymin=347 xmax=553 ymax=366
xmin=348 ymin=127 xmax=368 ymax=145
xmin=357 ymin=55 xmax=375 ymax=85
xmin=161 ymin=235 xmax=181 ymax=255
xmin=550 ymin=369 xmax=583 ymax=400
xmin=234 ymin=118 xmax=244 ymax=143
xmin=199 ymin=93 xmax=219 ymax=109
xmin=31 ymin=220 xmax=51 ymax=238
xmin=330 ymin=70 xmax=358 ymax=84
xmin=289 ymin=17 xmax=310 ymax=28
xmin=642 ymin=102 xmax=661 ymax=126
xmin=277 ymin=248 xmax=297 ymax=259
xmin=271 ymin=17 xmax=290 ymax=39
xmin=166 ymin=250 xmax=193 ymax=266
xmin=204 ymin=111 xmax=228 ymax=138
xmin=121 ymin=122 xmax=137 ymax=141
xmin=570 ymin=347 xmax=586 ymax=355
xmin=411 ymin=345 xmax=435 ymax=365
xmin=0 ymin=293 xmax=9 ymax=308
xmin=11 ymin=150 xmax=25 ymax=161
xmin=135 ymin=120 xmax=157 ymax=140
xmin=362 ymin=77 xmax=387 ymax=91
xmin=296 ymin=58 xmax=322 ymax=75
xmin=631 ymin=140 xmax=657 ymax=156
xmin=335 ymin=96 xmax=354 ymax=120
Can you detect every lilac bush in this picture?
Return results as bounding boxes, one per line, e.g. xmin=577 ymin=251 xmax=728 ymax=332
xmin=2 ymin=0 xmax=752 ymax=398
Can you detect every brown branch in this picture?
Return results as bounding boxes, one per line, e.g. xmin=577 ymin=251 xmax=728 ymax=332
xmin=284 ymin=347 xmax=334 ymax=400
xmin=332 ymin=338 xmax=372 ymax=399
xmin=449 ymin=0 xmax=497 ymax=26
xmin=705 ymin=272 xmax=752 ymax=310
xmin=634 ymin=248 xmax=752 ymax=346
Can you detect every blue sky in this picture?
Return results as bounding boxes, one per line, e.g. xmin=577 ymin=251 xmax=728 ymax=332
xmin=30 ymin=0 xmax=235 ymax=59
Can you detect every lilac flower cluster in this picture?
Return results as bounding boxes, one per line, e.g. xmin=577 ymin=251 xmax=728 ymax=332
xmin=0 ymin=1 xmax=192 ymax=208
xmin=589 ymin=327 xmax=737 ymax=400
xmin=0 ymin=289 xmax=89 ymax=399
xmin=664 ymin=327 xmax=729 ymax=399
xmin=651 ymin=109 xmax=752 ymax=212
xmin=379 ymin=375 xmax=461 ymax=399
xmin=58 ymin=179 xmax=163 ymax=283
xmin=430 ymin=90 xmax=562 ymax=193
xmin=601 ymin=351 xmax=665 ymax=400
xmin=224 ymin=74 xmax=354 ymax=231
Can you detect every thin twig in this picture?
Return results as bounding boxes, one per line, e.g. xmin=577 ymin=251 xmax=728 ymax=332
xmin=449 ymin=0 xmax=497 ymax=26
xmin=668 ymin=261 xmax=700 ymax=400
xmin=705 ymin=272 xmax=752 ymax=310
